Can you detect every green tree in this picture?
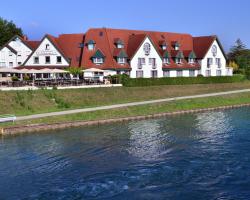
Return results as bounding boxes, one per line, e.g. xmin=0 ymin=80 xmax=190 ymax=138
xmin=67 ymin=67 xmax=83 ymax=76
xmin=0 ymin=17 xmax=23 ymax=46
xmin=228 ymin=39 xmax=247 ymax=61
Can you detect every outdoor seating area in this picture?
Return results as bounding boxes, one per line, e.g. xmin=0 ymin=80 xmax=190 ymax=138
xmin=0 ymin=68 xmax=118 ymax=88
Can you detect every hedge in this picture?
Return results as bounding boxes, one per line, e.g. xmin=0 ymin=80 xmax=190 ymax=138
xmin=122 ymin=75 xmax=246 ymax=87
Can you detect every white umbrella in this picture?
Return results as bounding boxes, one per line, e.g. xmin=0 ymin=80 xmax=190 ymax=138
xmin=83 ymin=68 xmax=104 ymax=72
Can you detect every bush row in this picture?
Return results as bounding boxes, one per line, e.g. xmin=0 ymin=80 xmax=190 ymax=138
xmin=122 ymin=75 xmax=246 ymax=87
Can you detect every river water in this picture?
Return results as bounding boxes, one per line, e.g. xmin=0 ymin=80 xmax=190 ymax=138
xmin=1 ymin=108 xmax=250 ymax=200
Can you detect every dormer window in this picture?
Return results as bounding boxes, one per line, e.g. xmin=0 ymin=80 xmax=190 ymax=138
xmin=93 ymin=58 xmax=104 ymax=64
xmin=175 ymin=51 xmax=184 ymax=64
xmin=117 ymin=58 xmax=126 ymax=64
xmin=92 ymin=49 xmax=105 ymax=65
xmin=163 ymin=51 xmax=170 ymax=64
xmin=188 ymin=51 xmax=197 ymax=64
xmin=87 ymin=40 xmax=96 ymax=51
xmin=115 ymin=39 xmax=124 ymax=49
xmin=174 ymin=42 xmax=180 ymax=50
xmin=116 ymin=49 xmax=128 ymax=64
xmin=160 ymin=41 xmax=167 ymax=50
xmin=45 ymin=44 xmax=50 ymax=50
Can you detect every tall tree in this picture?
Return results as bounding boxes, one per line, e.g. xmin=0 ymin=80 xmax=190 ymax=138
xmin=0 ymin=17 xmax=23 ymax=46
xmin=228 ymin=39 xmax=247 ymax=61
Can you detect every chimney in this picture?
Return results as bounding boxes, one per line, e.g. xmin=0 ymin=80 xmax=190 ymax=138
xmin=23 ymin=35 xmax=28 ymax=41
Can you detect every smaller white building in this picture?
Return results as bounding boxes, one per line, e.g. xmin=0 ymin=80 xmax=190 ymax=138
xmin=0 ymin=36 xmax=34 ymax=68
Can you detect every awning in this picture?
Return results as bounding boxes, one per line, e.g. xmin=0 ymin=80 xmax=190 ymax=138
xmin=0 ymin=68 xmax=19 ymax=73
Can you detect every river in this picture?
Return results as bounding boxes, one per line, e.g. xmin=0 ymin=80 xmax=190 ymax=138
xmin=1 ymin=108 xmax=250 ymax=199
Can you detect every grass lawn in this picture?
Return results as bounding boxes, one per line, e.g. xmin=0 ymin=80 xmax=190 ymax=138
xmin=1 ymin=81 xmax=250 ymax=116
xmin=1 ymin=92 xmax=250 ymax=129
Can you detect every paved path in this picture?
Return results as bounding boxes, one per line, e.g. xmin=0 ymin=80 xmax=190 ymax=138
xmin=16 ymin=89 xmax=250 ymax=121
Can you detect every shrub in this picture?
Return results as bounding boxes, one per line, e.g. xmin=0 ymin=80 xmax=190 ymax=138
xmin=245 ymin=68 xmax=250 ymax=80
xmin=122 ymin=75 xmax=246 ymax=87
xmin=11 ymin=76 xmax=19 ymax=81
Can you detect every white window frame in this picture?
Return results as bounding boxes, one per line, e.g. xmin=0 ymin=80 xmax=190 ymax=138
xmin=88 ymin=44 xmax=95 ymax=51
xmin=117 ymin=44 xmax=124 ymax=49
xmin=34 ymin=57 xmax=39 ymax=64
xmin=9 ymin=62 xmax=13 ymax=67
xmin=177 ymin=70 xmax=183 ymax=77
xmin=117 ymin=57 xmax=126 ymax=64
xmin=188 ymin=58 xmax=195 ymax=64
xmin=45 ymin=44 xmax=50 ymax=50
xmin=216 ymin=58 xmax=221 ymax=68
xmin=175 ymin=58 xmax=182 ymax=64
xmin=149 ymin=58 xmax=156 ymax=68
xmin=207 ymin=58 xmax=213 ymax=68
xmin=189 ymin=70 xmax=195 ymax=77
xmin=151 ymin=70 xmax=158 ymax=78
xmin=9 ymin=51 xmax=12 ymax=57
xmin=136 ymin=70 xmax=143 ymax=78
xmin=57 ymin=56 xmax=62 ymax=64
xmin=93 ymin=57 xmax=104 ymax=64
xmin=216 ymin=69 xmax=222 ymax=76
xmin=45 ymin=56 xmax=51 ymax=64
xmin=163 ymin=70 xmax=170 ymax=77
xmin=163 ymin=58 xmax=170 ymax=64
xmin=138 ymin=58 xmax=145 ymax=69
xmin=206 ymin=70 xmax=211 ymax=77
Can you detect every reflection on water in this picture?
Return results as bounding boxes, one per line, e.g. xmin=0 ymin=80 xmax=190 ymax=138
xmin=127 ymin=120 xmax=163 ymax=161
xmin=1 ymin=108 xmax=250 ymax=200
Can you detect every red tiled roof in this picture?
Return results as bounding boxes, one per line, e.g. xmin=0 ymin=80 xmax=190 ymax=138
xmin=24 ymin=41 xmax=40 ymax=50
xmin=193 ymin=36 xmax=216 ymax=59
xmin=81 ymin=28 xmax=198 ymax=70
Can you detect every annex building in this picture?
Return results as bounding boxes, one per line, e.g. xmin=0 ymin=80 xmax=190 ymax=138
xmin=0 ymin=28 xmax=233 ymax=79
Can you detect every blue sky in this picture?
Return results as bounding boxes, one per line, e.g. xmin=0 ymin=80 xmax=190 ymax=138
xmin=1 ymin=0 xmax=249 ymax=51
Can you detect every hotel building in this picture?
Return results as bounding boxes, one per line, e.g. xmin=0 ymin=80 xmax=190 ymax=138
xmin=0 ymin=28 xmax=233 ymax=78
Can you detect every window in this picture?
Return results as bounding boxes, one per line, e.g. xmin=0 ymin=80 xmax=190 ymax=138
xmin=45 ymin=44 xmax=50 ymax=50
xmin=163 ymin=58 xmax=170 ymax=64
xmin=136 ymin=70 xmax=143 ymax=78
xmin=177 ymin=70 xmax=183 ymax=77
xmin=151 ymin=70 xmax=158 ymax=78
xmin=117 ymin=44 xmax=124 ymax=49
xmin=88 ymin=44 xmax=95 ymax=50
xmin=138 ymin=58 xmax=145 ymax=69
xmin=17 ymin=52 xmax=21 ymax=57
xmin=57 ymin=56 xmax=62 ymax=63
xmin=0 ymin=62 xmax=6 ymax=67
xmin=206 ymin=70 xmax=211 ymax=77
xmin=216 ymin=58 xmax=221 ymax=68
xmin=34 ymin=57 xmax=39 ymax=64
xmin=175 ymin=58 xmax=182 ymax=64
xmin=9 ymin=51 xmax=12 ymax=56
xmin=143 ymin=43 xmax=151 ymax=55
xmin=163 ymin=70 xmax=170 ymax=77
xmin=93 ymin=58 xmax=104 ymax=64
xmin=45 ymin=56 xmax=51 ymax=64
xmin=9 ymin=62 xmax=13 ymax=67
xmin=216 ymin=70 xmax=222 ymax=76
xmin=207 ymin=58 xmax=213 ymax=68
xmin=188 ymin=58 xmax=195 ymax=64
xmin=162 ymin=45 xmax=167 ymax=50
xmin=117 ymin=57 xmax=126 ymax=64
xmin=18 ymin=62 xmax=22 ymax=65
xmin=149 ymin=58 xmax=156 ymax=68
xmin=189 ymin=70 xmax=195 ymax=77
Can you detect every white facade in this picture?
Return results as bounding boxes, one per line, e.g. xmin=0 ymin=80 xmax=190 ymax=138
xmin=0 ymin=37 xmax=32 ymax=68
xmin=24 ymin=37 xmax=69 ymax=67
xmin=200 ymin=40 xmax=232 ymax=76
xmin=130 ymin=37 xmax=163 ymax=78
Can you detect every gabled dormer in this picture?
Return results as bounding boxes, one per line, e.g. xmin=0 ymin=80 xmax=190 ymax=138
xmin=173 ymin=41 xmax=180 ymax=50
xmin=188 ymin=51 xmax=197 ymax=64
xmin=163 ymin=51 xmax=170 ymax=64
xmin=175 ymin=51 xmax=184 ymax=64
xmin=115 ymin=49 xmax=128 ymax=64
xmin=159 ymin=41 xmax=167 ymax=50
xmin=91 ymin=49 xmax=105 ymax=64
xmin=114 ymin=38 xmax=124 ymax=49
xmin=86 ymin=40 xmax=96 ymax=51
